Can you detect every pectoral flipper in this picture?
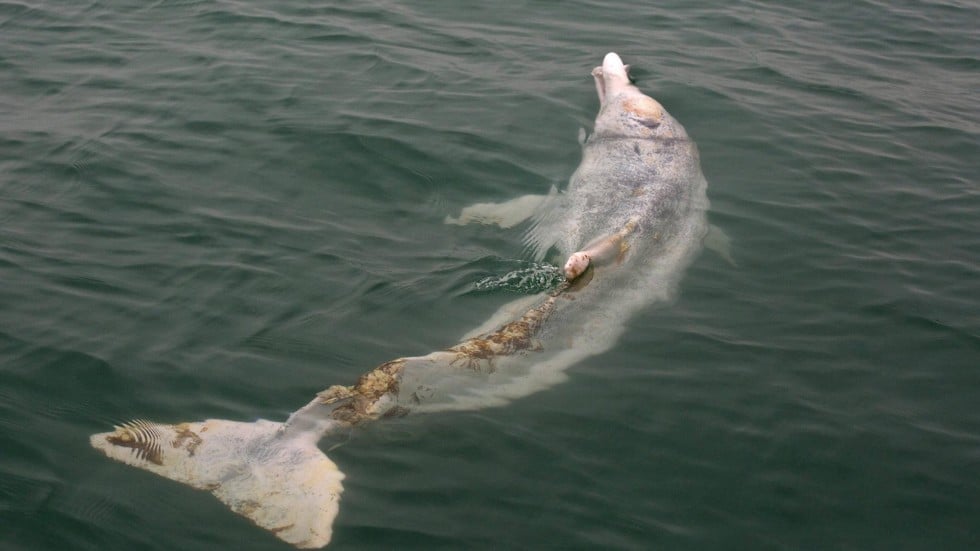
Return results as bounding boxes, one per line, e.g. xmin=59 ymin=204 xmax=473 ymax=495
xmin=445 ymin=193 xmax=548 ymax=229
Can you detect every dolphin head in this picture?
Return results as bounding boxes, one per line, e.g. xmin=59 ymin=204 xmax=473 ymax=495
xmin=592 ymin=52 xmax=632 ymax=102
xmin=590 ymin=52 xmax=688 ymax=141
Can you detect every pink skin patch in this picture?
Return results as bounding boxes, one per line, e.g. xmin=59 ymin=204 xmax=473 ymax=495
xmin=564 ymin=251 xmax=591 ymax=280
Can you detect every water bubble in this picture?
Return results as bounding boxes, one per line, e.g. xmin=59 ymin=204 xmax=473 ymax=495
xmin=474 ymin=262 xmax=565 ymax=294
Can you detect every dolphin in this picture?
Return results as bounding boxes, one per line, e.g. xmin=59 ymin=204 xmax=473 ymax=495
xmin=90 ymin=52 xmax=717 ymax=548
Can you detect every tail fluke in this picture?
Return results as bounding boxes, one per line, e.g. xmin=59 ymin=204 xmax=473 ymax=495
xmin=90 ymin=418 xmax=344 ymax=548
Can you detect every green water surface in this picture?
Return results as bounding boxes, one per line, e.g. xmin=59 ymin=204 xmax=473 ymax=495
xmin=1 ymin=1 xmax=978 ymax=549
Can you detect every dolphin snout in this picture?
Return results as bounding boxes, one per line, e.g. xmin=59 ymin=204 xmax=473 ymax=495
xmin=602 ymin=52 xmax=631 ymax=83
xmin=602 ymin=52 xmax=625 ymax=73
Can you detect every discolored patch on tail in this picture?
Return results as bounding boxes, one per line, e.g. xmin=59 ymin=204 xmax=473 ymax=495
xmin=446 ymin=284 xmax=566 ymax=371
xmin=105 ymin=419 xmax=165 ymax=465
xmin=317 ymin=358 xmax=407 ymax=425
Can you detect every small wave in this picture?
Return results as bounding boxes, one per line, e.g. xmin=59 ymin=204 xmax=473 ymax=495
xmin=473 ymin=261 xmax=564 ymax=294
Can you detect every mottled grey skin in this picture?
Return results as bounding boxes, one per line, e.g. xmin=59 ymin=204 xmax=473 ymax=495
xmin=497 ymin=52 xmax=711 ymax=358
xmin=554 ymin=53 xmax=708 ymax=284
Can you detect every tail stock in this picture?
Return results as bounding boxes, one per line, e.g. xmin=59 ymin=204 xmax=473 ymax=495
xmin=90 ymin=287 xmax=571 ymax=547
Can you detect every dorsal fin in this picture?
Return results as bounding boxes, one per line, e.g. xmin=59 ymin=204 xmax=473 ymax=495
xmin=704 ymin=224 xmax=736 ymax=266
